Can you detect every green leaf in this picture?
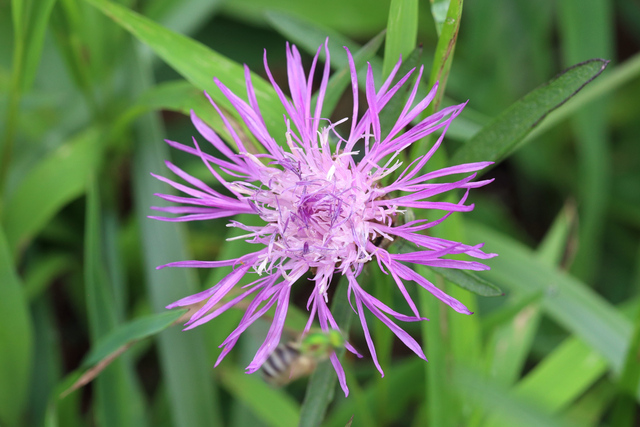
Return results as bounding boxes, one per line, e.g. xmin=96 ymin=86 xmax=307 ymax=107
xmin=466 ymin=222 xmax=632 ymax=376
xmin=454 ymin=368 xmax=574 ymax=427
xmin=430 ymin=266 xmax=503 ymax=297
xmin=514 ymin=337 xmax=607 ymax=413
xmin=419 ymin=266 xmax=454 ymax=427
xmin=426 ymin=0 xmax=462 ymax=114
xmin=0 ymin=227 xmax=33 ymax=427
xmin=382 ymin=0 xmax=418 ymax=78
xmin=3 ymin=128 xmax=102 ymax=258
xmin=114 ymin=80 xmax=228 ymax=142
xmin=84 ymin=183 xmax=147 ymax=427
xmin=130 ymin=48 xmax=223 ymax=427
xmin=218 ymin=368 xmax=300 ymax=427
xmin=451 ymin=59 xmax=609 ymax=168
xmin=22 ymin=0 xmax=58 ymax=91
xmin=84 ymin=0 xmax=285 ymax=138
xmin=83 ymin=310 xmax=187 ymax=367
xmin=558 ymin=0 xmax=613 ymax=283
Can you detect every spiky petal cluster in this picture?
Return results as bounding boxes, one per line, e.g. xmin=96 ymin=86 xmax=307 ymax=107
xmin=151 ymin=40 xmax=496 ymax=395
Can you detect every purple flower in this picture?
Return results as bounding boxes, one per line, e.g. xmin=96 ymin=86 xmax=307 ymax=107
xmin=151 ymin=40 xmax=496 ymax=395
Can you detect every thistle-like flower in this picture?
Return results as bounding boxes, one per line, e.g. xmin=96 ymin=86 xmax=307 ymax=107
xmin=151 ymin=40 xmax=496 ymax=395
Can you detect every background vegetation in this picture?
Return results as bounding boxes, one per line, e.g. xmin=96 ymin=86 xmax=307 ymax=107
xmin=1 ymin=0 xmax=640 ymax=426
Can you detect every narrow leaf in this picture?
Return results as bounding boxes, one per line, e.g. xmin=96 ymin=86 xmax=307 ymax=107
xmin=84 ymin=183 xmax=147 ymax=427
xmin=0 ymin=227 xmax=33 ymax=426
xmin=451 ymin=59 xmax=609 ymax=167
xmin=382 ymin=0 xmax=418 ymax=78
xmin=130 ymin=48 xmax=223 ymax=427
xmin=467 ymin=222 xmax=632 ymax=376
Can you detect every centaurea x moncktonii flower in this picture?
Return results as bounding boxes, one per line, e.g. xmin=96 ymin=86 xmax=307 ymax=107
xmin=151 ymin=40 xmax=496 ymax=395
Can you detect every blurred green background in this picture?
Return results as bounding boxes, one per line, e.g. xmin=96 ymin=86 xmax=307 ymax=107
xmin=1 ymin=0 xmax=640 ymax=426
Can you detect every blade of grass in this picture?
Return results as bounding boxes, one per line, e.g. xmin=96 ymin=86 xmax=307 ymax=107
xmin=84 ymin=182 xmax=147 ymax=427
xmin=514 ymin=337 xmax=608 ymax=413
xmin=610 ymin=305 xmax=640 ymax=426
xmin=454 ymin=367 xmax=575 ymax=427
xmin=466 ymin=222 xmax=633 ymax=382
xmin=382 ymin=0 xmax=418 ymax=78
xmin=130 ymin=44 xmax=222 ymax=427
xmin=419 ymin=266 xmax=454 ymax=427
xmin=425 ymin=0 xmax=462 ymax=115
xmin=558 ymin=0 xmax=613 ymax=283
xmin=0 ymin=227 xmax=33 ymax=427
xmin=22 ymin=0 xmax=59 ymax=90
xmin=408 ymin=0 xmax=462 ymax=160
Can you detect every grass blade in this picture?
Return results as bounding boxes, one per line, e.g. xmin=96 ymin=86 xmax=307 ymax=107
xmin=84 ymin=182 xmax=147 ymax=427
xmin=466 ymin=222 xmax=632 ymax=377
xmin=0 ymin=227 xmax=33 ymax=426
xmin=130 ymin=45 xmax=223 ymax=427
xmin=382 ymin=0 xmax=418 ymax=78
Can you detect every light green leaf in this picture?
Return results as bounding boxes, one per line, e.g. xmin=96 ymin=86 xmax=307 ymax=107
xmin=454 ymin=368 xmax=575 ymax=427
xmin=3 ymin=128 xmax=102 ymax=258
xmin=467 ymin=222 xmax=631 ymax=376
xmin=515 ymin=338 xmax=607 ymax=413
xmin=382 ymin=0 xmax=418 ymax=78
xmin=0 ymin=227 xmax=33 ymax=427
xmin=22 ymin=0 xmax=59 ymax=91
xmin=130 ymin=48 xmax=223 ymax=427
xmin=84 ymin=183 xmax=147 ymax=427
xmin=427 ymin=0 xmax=462 ymax=114
xmin=451 ymin=59 xmax=609 ymax=168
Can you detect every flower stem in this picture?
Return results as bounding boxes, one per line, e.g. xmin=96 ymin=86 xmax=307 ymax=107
xmin=298 ymin=276 xmax=353 ymax=427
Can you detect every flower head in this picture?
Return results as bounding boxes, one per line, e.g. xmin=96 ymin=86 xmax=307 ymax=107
xmin=151 ymin=39 xmax=496 ymax=395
